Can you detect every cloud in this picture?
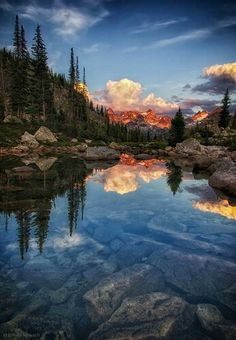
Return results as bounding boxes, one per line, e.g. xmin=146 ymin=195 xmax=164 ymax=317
xmin=91 ymin=78 xmax=178 ymax=113
xmin=131 ymin=17 xmax=188 ymax=34
xmin=0 ymin=1 xmax=109 ymax=37
xmin=193 ymin=61 xmax=236 ymax=94
xmin=83 ymin=43 xmax=101 ymax=54
xmin=149 ymin=29 xmax=211 ymax=48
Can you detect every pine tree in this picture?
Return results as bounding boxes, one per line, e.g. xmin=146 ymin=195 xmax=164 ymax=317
xmin=83 ymin=66 xmax=86 ymax=86
xmin=13 ymin=15 xmax=21 ymax=58
xmin=30 ymin=25 xmax=52 ymax=120
xmin=18 ymin=25 xmax=29 ymax=114
xmin=219 ymin=89 xmax=231 ymax=128
xmin=10 ymin=15 xmax=22 ymax=116
xmin=232 ymin=111 xmax=236 ymax=130
xmin=75 ymin=55 xmax=80 ymax=83
xmin=169 ymin=108 xmax=185 ymax=146
xmin=68 ymin=47 xmax=75 ymax=119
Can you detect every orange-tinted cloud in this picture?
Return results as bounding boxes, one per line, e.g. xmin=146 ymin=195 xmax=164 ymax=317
xmin=193 ymin=199 xmax=236 ymax=220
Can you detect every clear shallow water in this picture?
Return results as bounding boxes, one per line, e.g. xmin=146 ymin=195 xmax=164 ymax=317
xmin=0 ymin=155 xmax=235 ymax=339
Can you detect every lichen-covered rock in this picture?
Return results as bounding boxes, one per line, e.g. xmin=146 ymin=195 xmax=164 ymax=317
xmin=175 ymin=138 xmax=204 ymax=154
xmin=81 ymin=146 xmax=120 ymax=161
xmin=35 ymin=157 xmax=57 ymax=171
xmin=34 ymin=126 xmax=57 ymax=143
xmin=89 ymin=293 xmax=195 ymax=339
xmin=76 ymin=143 xmax=88 ymax=152
xmin=21 ymin=131 xmax=39 ymax=149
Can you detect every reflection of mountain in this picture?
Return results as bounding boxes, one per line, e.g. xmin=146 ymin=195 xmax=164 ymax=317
xmin=91 ymin=154 xmax=167 ymax=195
xmin=0 ymin=156 xmax=89 ymax=258
xmin=193 ymin=200 xmax=236 ymax=220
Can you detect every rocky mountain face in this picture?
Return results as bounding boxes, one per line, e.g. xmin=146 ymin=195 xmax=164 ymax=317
xmin=107 ymin=108 xmax=171 ymax=129
xmin=108 ymin=107 xmax=223 ymax=131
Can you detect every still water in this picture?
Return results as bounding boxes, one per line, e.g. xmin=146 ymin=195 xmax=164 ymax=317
xmin=0 ymin=154 xmax=235 ymax=339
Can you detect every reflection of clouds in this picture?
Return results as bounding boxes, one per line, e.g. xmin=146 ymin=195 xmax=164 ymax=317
xmin=90 ymin=156 xmax=167 ymax=195
xmin=52 ymin=233 xmax=84 ymax=249
xmin=193 ymin=200 xmax=236 ymax=220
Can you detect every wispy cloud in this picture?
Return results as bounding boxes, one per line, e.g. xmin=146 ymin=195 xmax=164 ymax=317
xmin=131 ymin=17 xmax=188 ymax=34
xmin=0 ymin=0 xmax=109 ymax=37
xmin=149 ymin=29 xmax=210 ymax=48
xmin=123 ymin=46 xmax=138 ymax=53
xmin=83 ymin=43 xmax=101 ymax=54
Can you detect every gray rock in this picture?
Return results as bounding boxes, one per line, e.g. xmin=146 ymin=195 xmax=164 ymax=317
xmin=21 ymin=131 xmax=39 ymax=149
xmin=209 ymin=166 xmax=236 ymax=196
xmin=34 ymin=157 xmax=57 ymax=171
xmin=135 ymin=153 xmax=153 ymax=160
xmin=34 ymin=126 xmax=57 ymax=143
xmin=89 ymin=292 xmax=195 ymax=339
xmin=82 ymin=146 xmax=120 ymax=161
xmin=12 ymin=166 xmax=35 ymax=173
xmin=83 ymin=263 xmax=163 ymax=324
xmin=76 ymin=143 xmax=88 ymax=152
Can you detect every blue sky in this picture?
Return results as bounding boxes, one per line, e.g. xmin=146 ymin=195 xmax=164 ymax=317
xmin=0 ymin=0 xmax=236 ymax=113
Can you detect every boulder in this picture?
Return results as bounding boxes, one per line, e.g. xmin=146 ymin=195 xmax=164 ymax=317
xmin=81 ymin=146 xmax=120 ymax=161
xmin=85 ymin=139 xmax=92 ymax=144
xmin=71 ymin=138 xmax=78 ymax=143
xmin=76 ymin=143 xmax=88 ymax=152
xmin=175 ymin=138 xmax=204 ymax=154
xmin=196 ymin=304 xmax=224 ymax=332
xmin=83 ymin=263 xmax=162 ymax=324
xmin=21 ymin=131 xmax=39 ymax=149
xmin=209 ymin=166 xmax=236 ymax=196
xmin=34 ymin=126 xmax=57 ymax=143
xmin=135 ymin=154 xmax=153 ymax=160
xmin=3 ymin=115 xmax=22 ymax=124
xmin=89 ymin=293 xmax=195 ymax=339
xmin=231 ymin=151 xmax=236 ymax=163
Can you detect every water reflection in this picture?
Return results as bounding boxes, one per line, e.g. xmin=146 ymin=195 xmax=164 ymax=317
xmin=0 ymin=156 xmax=89 ymax=258
xmin=0 ymin=155 xmax=236 ymax=339
xmin=166 ymin=162 xmax=183 ymax=195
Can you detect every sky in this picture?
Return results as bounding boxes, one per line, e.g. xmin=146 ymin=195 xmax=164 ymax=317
xmin=0 ymin=0 xmax=236 ymax=114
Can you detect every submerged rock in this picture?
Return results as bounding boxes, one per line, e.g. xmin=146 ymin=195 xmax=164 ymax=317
xmin=34 ymin=126 xmax=57 ymax=143
xmin=89 ymin=292 xmax=195 ymax=339
xmin=196 ymin=304 xmax=224 ymax=332
xmin=83 ymin=263 xmax=163 ymax=324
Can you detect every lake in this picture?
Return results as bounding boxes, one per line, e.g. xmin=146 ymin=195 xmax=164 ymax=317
xmin=0 ymin=154 xmax=235 ymax=339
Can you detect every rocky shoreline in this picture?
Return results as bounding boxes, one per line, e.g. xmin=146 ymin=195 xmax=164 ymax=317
xmin=1 ymin=126 xmax=236 ymax=196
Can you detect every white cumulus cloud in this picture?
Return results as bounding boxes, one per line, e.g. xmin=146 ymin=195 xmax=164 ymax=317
xmin=91 ymin=78 xmax=178 ymax=113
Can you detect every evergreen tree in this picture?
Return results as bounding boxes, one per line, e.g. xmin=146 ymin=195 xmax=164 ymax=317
xmin=13 ymin=15 xmax=21 ymax=58
xmin=18 ymin=25 xmax=29 ymax=114
xmin=219 ymin=89 xmax=231 ymax=128
xmin=30 ymin=25 xmax=52 ymax=120
xmin=33 ymin=202 xmax=51 ymax=254
xmin=75 ymin=55 xmax=80 ymax=83
xmin=68 ymin=48 xmax=75 ymax=119
xmin=169 ymin=108 xmax=185 ymax=146
xmin=10 ymin=15 xmax=22 ymax=116
xmin=83 ymin=66 xmax=86 ymax=86
xmin=232 ymin=111 xmax=236 ymax=130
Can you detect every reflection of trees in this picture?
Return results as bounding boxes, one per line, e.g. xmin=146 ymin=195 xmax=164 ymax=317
xmin=67 ymin=176 xmax=87 ymax=236
xmin=15 ymin=209 xmax=31 ymax=259
xmin=0 ymin=156 xmax=90 ymax=257
xmin=166 ymin=162 xmax=183 ymax=195
xmin=32 ymin=199 xmax=51 ymax=254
